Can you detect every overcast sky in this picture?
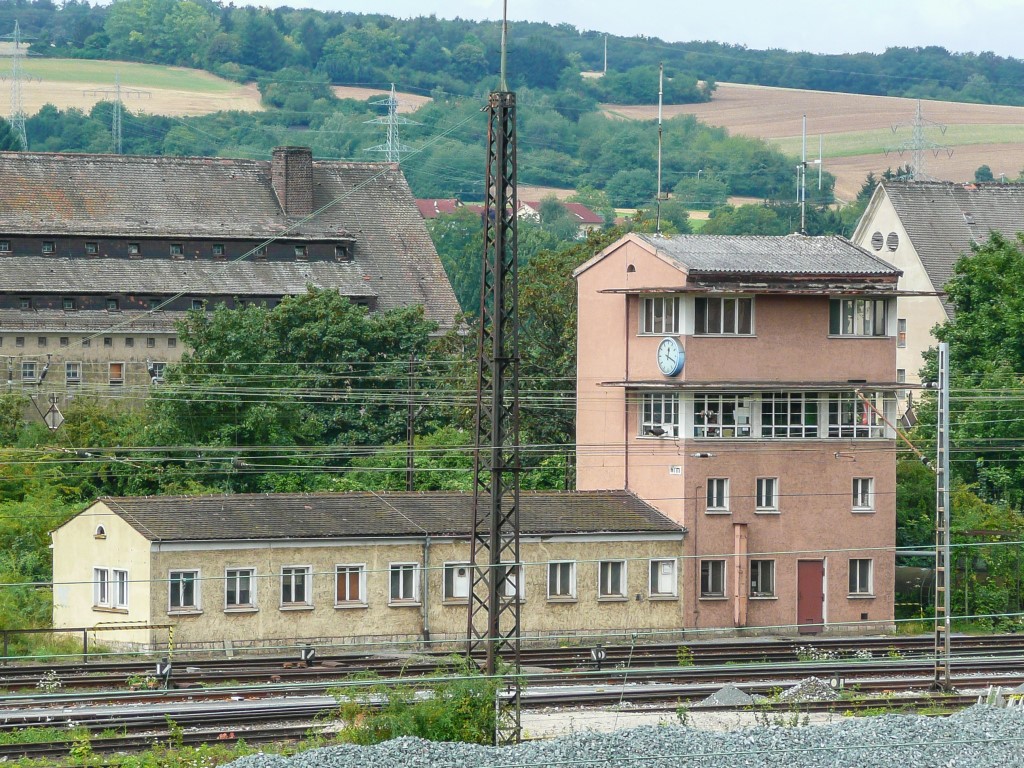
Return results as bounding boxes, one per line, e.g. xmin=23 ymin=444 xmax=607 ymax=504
xmin=282 ymin=0 xmax=1024 ymax=59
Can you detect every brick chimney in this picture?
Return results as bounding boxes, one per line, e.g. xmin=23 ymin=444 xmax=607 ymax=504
xmin=271 ymin=146 xmax=314 ymax=217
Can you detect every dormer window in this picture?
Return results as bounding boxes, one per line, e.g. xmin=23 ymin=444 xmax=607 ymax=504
xmin=0 ymin=240 xmax=10 ymax=253
xmin=128 ymin=243 xmax=141 ymax=256
xmin=170 ymin=243 xmax=184 ymax=259
xmin=85 ymin=242 xmax=98 ymax=255
xmin=335 ymin=244 xmax=352 ymax=262
xmin=294 ymin=245 xmax=308 ymax=259
xmin=106 ymin=298 xmax=119 ymax=312
xmin=63 ymin=297 xmax=75 ymax=311
xmin=212 ymin=244 xmax=225 ymax=258
xmin=42 ymin=241 xmax=55 ymax=254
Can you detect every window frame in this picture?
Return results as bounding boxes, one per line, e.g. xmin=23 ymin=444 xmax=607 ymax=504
xmin=42 ymin=241 xmax=55 ymax=254
xmin=212 ymin=243 xmax=225 ymax=257
xmin=852 ymin=477 xmax=875 ymax=512
xmin=547 ymin=561 xmax=576 ymax=601
xmin=21 ymin=361 xmax=36 ymax=382
xmin=106 ymin=298 xmax=119 ymax=312
xmin=897 ymin=318 xmax=907 ymax=348
xmin=755 ymin=477 xmax=779 ymax=512
xmin=112 ymin=568 xmax=129 ymax=609
xmin=749 ymin=559 xmax=776 ymax=598
xmin=294 ymin=244 xmax=308 ymax=259
xmin=84 ymin=241 xmax=98 ymax=255
xmin=389 ymin=562 xmax=420 ymax=605
xmin=0 ymin=240 xmax=9 ymax=253
xmin=694 ymin=295 xmax=754 ymax=336
xmin=639 ymin=295 xmax=681 ymax=335
xmin=760 ymin=391 xmax=819 ymax=438
xmin=225 ymin=567 xmax=256 ymax=610
xmin=706 ymin=477 xmax=730 ymax=513
xmin=442 ymin=561 xmax=472 ymax=603
xmin=19 ymin=296 xmax=31 ymax=310
xmin=108 ymin=362 xmax=124 ymax=386
xmin=280 ymin=565 xmax=313 ymax=608
xmin=827 ymin=392 xmax=887 ymax=438
xmin=829 ymin=298 xmax=889 ymax=337
xmin=693 ymin=393 xmax=753 ymax=438
xmin=93 ymin=567 xmax=110 ymax=608
xmin=849 ymin=559 xmax=873 ymax=596
xmin=649 ymin=559 xmax=678 ymax=598
xmin=639 ymin=392 xmax=680 ymax=438
xmin=598 ymin=559 xmax=627 ymax=600
xmin=65 ymin=361 xmax=82 ymax=384
xmin=128 ymin=242 xmax=141 ymax=256
xmin=335 ymin=563 xmax=367 ymax=607
xmin=62 ymin=297 xmax=76 ymax=311
xmin=169 ymin=243 xmax=184 ymax=258
xmin=700 ymin=559 xmax=726 ymax=598
xmin=168 ymin=569 xmax=200 ymax=613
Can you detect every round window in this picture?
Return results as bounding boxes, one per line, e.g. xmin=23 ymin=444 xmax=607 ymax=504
xmin=870 ymin=232 xmax=883 ymax=250
xmin=886 ymin=232 xmax=899 ymax=251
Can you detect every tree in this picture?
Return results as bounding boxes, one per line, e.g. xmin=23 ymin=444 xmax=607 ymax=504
xmin=606 ymin=168 xmax=656 ymax=208
xmin=427 ymin=207 xmax=483 ymax=315
xmin=0 ymin=117 xmax=20 ymax=151
xmin=974 ymin=164 xmax=994 ymax=183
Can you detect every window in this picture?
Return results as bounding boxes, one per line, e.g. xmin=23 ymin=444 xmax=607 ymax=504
xmin=255 ymin=246 xmax=267 ymax=260
xmin=706 ymin=478 xmax=729 ymax=512
xmin=829 ymin=298 xmax=888 ymax=337
xmin=694 ymin=393 xmax=752 ymax=438
xmin=225 ymin=568 xmax=255 ymax=609
xmin=827 ymin=392 xmax=886 ymax=438
xmin=640 ymin=295 xmax=681 ymax=335
xmin=106 ymin=298 xmax=119 ymax=311
xmin=124 ymin=337 xmax=134 ymax=348
xmin=15 ymin=337 xmax=24 ymax=348
xmin=128 ymin=243 xmax=141 ymax=256
xmin=170 ymin=243 xmax=184 ymax=258
xmin=649 ymin=559 xmax=677 ymax=597
xmin=149 ymin=362 xmax=166 ymax=383
xmin=191 ymin=299 xmax=204 ymax=311
xmin=547 ymin=561 xmax=576 ymax=599
xmin=108 ymin=362 xmax=124 ymax=385
xmin=281 ymin=566 xmax=311 ymax=606
xmin=335 ymin=244 xmax=352 ymax=261
xmin=598 ymin=560 xmax=627 ymax=599
xmin=897 ymin=318 xmax=907 ymax=348
xmin=389 ymin=563 xmax=419 ymax=604
xmin=59 ymin=337 xmax=69 ymax=347
xmin=93 ymin=568 xmax=109 ymax=607
xmin=168 ymin=570 xmax=199 ymax=612
xmin=695 ymin=296 xmax=753 ymax=335
xmin=112 ymin=569 xmax=128 ymax=609
xmin=897 ymin=369 xmax=907 ymax=400
xmin=62 ymin=297 xmax=75 ymax=311
xmin=21 ymin=361 xmax=36 ymax=381
xmin=37 ymin=336 xmax=46 ymax=347
xmin=19 ymin=296 xmax=30 ymax=310
xmin=42 ymin=241 xmax=55 ymax=254
xmin=849 ymin=559 xmax=873 ymax=595
xmin=103 ymin=337 xmax=113 ymax=347
xmin=502 ymin=563 xmax=524 ymax=601
xmin=0 ymin=240 xmax=9 ymax=253
xmin=443 ymin=562 xmax=471 ymax=602
xmin=146 ymin=337 xmax=156 ymax=348
xmin=65 ymin=361 xmax=81 ymax=384
xmin=756 ymin=477 xmax=778 ymax=511
xmin=335 ymin=564 xmax=366 ymax=605
xmin=750 ymin=560 xmax=775 ymax=597
xmin=81 ymin=338 xmax=90 ymax=347
xmin=212 ymin=243 xmax=225 ymax=257
xmin=167 ymin=337 xmax=177 ymax=348
xmin=94 ymin=525 xmax=106 ymax=538
xmin=700 ymin=560 xmax=726 ymax=597
xmin=760 ymin=391 xmax=819 ymax=438
xmin=852 ymin=477 xmax=874 ymax=511
xmin=640 ymin=392 xmax=680 ymax=437
xmin=294 ymin=245 xmax=308 ymax=259
xmin=85 ymin=242 xmax=98 ymax=255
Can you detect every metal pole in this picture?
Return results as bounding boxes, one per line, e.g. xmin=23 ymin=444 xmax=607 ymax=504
xmin=407 ymin=355 xmax=415 ymax=492
xmin=933 ymin=341 xmax=951 ymax=689
xmin=656 ymin=63 xmax=663 ymax=233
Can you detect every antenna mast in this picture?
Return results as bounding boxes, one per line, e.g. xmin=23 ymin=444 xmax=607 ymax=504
xmin=796 ymin=115 xmax=822 ymax=234
xmin=365 ymin=83 xmax=417 ymax=164
xmin=656 ymin=63 xmax=663 ymax=233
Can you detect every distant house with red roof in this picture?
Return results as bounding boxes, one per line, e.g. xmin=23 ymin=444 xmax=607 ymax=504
xmin=415 ymin=198 xmax=464 ymax=219
xmin=518 ymin=200 xmax=605 ymax=237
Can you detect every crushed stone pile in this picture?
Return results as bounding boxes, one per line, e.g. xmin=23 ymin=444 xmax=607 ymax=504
xmin=694 ymin=683 xmax=755 ymax=708
xmin=777 ymin=676 xmax=840 ymax=702
xmin=225 ymin=705 xmax=1024 ymax=768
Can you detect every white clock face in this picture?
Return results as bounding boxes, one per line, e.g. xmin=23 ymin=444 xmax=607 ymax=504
xmin=657 ymin=337 xmax=684 ymax=376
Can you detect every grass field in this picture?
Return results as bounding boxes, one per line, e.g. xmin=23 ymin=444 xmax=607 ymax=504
xmin=2 ymin=56 xmax=262 ymax=116
xmin=603 ymin=82 xmax=1024 ymax=201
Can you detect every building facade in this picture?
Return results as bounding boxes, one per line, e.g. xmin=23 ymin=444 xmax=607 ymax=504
xmin=852 ymin=181 xmax=1024 ymax=407
xmin=0 ymin=147 xmax=459 ymax=400
xmin=575 ymin=233 xmax=901 ymax=635
xmin=52 ymin=491 xmax=686 ymax=650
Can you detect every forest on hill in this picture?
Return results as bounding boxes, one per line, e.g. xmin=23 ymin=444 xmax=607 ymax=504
xmin=4 ymin=0 xmax=1024 ymax=105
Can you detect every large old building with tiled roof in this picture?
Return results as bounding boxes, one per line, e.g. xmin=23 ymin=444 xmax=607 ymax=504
xmin=0 ymin=146 xmax=459 ymax=396
xmin=52 ymin=490 xmax=686 ymax=649
xmin=852 ymin=181 xmax=1024 ymax=406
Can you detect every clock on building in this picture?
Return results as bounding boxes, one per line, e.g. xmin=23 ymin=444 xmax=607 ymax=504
xmin=656 ymin=337 xmax=684 ymax=376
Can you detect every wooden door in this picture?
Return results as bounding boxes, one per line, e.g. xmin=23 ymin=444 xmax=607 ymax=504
xmin=797 ymin=560 xmax=824 ymax=634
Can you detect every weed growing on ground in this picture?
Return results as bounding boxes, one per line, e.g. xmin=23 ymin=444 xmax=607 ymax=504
xmin=675 ymin=645 xmax=694 ymax=667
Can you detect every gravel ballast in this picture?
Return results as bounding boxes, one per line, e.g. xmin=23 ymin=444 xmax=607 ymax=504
xmin=225 ymin=705 xmax=1024 ymax=768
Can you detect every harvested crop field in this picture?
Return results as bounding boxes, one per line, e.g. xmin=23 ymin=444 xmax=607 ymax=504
xmin=603 ymin=82 xmax=1024 ymax=201
xmin=2 ymin=56 xmax=262 ymax=116
xmin=331 ymin=86 xmax=431 ymax=112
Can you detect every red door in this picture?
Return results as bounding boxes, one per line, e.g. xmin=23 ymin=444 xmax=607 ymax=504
xmin=797 ymin=560 xmax=824 ymax=634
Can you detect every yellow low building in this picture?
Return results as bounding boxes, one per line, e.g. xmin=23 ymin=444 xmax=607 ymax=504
xmin=51 ymin=491 xmax=686 ymax=652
